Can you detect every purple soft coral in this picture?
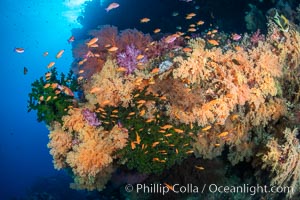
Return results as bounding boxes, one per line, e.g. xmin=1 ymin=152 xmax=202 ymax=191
xmin=117 ymin=44 xmax=147 ymax=74
xmin=82 ymin=108 xmax=101 ymax=127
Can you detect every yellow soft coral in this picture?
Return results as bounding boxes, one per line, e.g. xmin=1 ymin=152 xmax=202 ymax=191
xmin=259 ymin=128 xmax=300 ymax=198
xmin=62 ymin=108 xmax=86 ymax=132
xmin=65 ymin=124 xmax=128 ymax=188
xmin=47 ymin=122 xmax=72 ymax=169
xmin=85 ymin=58 xmax=136 ymax=108
xmin=66 ymin=133 xmax=113 ymax=177
xmin=47 ymin=105 xmax=129 ymax=191
xmin=70 ymin=164 xmax=115 ymax=191
xmin=170 ymin=32 xmax=285 ymax=127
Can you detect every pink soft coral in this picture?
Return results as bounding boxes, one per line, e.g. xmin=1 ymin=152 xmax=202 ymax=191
xmin=117 ymin=44 xmax=147 ymax=74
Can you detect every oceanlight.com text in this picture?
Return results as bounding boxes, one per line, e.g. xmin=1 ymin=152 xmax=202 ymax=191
xmin=124 ymin=183 xmax=293 ymax=196
xmin=208 ymin=184 xmax=293 ymax=196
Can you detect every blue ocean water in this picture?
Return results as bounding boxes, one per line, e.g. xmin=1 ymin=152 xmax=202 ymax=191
xmin=0 ymin=0 xmax=87 ymax=199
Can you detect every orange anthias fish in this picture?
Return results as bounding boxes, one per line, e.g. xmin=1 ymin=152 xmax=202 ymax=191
xmin=195 ymin=165 xmax=205 ymax=170
xmin=202 ymin=125 xmax=212 ymax=131
xmin=182 ymin=47 xmax=192 ymax=53
xmin=150 ymin=68 xmax=160 ymax=74
xmin=140 ymin=18 xmax=150 ymax=23
xmin=136 ymin=132 xmax=141 ymax=144
xmin=57 ymin=85 xmax=74 ymax=96
xmin=46 ymin=96 xmax=52 ymax=102
xmin=78 ymin=58 xmax=87 ymax=65
xmin=186 ymin=13 xmax=196 ymax=19
xmin=116 ymin=67 xmax=127 ymax=72
xmin=105 ymin=3 xmax=120 ymax=12
xmin=186 ymin=150 xmax=194 ymax=154
xmin=56 ymin=49 xmax=64 ymax=59
xmin=187 ymin=13 xmax=196 ymax=17
xmin=77 ymin=76 xmax=84 ymax=81
xmin=160 ymin=124 xmax=173 ymax=130
xmin=197 ymin=20 xmax=205 ymax=25
xmin=188 ymin=28 xmax=197 ymax=32
xmin=131 ymin=142 xmax=136 ymax=149
xmin=86 ymin=37 xmax=98 ymax=47
xmin=211 ymin=29 xmax=218 ymax=34
xmin=174 ymin=128 xmax=184 ymax=133
xmin=164 ymin=183 xmax=174 ymax=191
xmin=44 ymin=83 xmax=51 ymax=88
xmin=152 ymin=141 xmax=160 ymax=147
xmin=47 ymin=61 xmax=55 ymax=69
xmin=139 ymin=109 xmax=146 ymax=116
xmin=136 ymin=54 xmax=144 ymax=60
xmin=207 ymin=39 xmax=219 ymax=46
xmin=218 ymin=131 xmax=229 ymax=138
xmin=107 ymin=46 xmax=118 ymax=52
xmin=45 ymin=72 xmax=51 ymax=78
xmin=137 ymin=100 xmax=146 ymax=104
xmin=153 ymin=28 xmax=161 ymax=33
xmin=51 ymin=83 xmax=58 ymax=89
xmin=164 ymin=33 xmax=179 ymax=43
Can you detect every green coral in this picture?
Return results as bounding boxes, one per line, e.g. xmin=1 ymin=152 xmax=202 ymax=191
xmin=27 ymin=67 xmax=79 ymax=125
xmin=98 ymin=87 xmax=198 ymax=174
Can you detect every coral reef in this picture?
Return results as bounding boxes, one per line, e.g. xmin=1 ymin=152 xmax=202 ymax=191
xmin=72 ymin=25 xmax=151 ymax=79
xmin=28 ymin=5 xmax=300 ymax=198
xmin=48 ymin=107 xmax=128 ymax=191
